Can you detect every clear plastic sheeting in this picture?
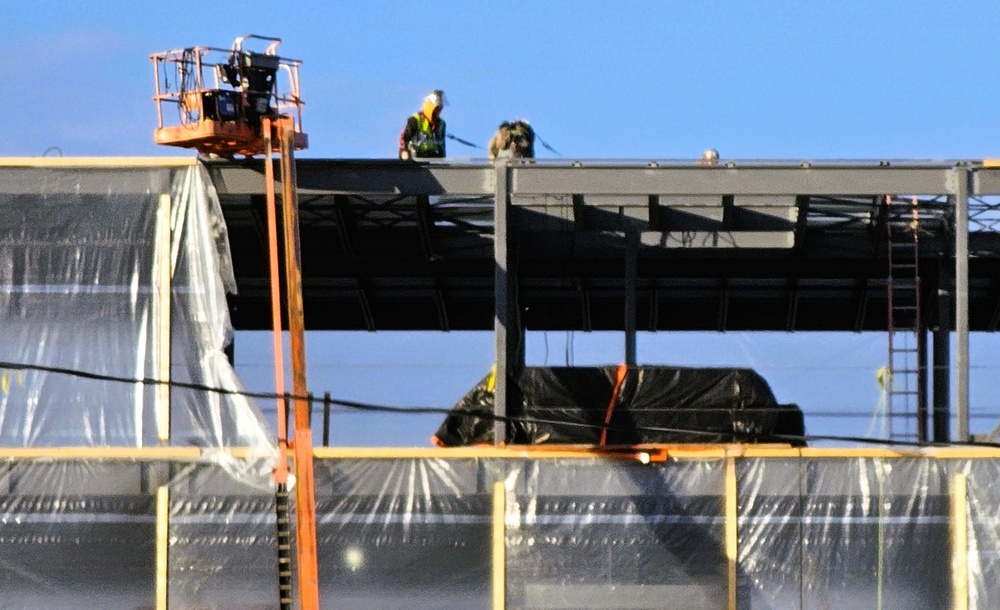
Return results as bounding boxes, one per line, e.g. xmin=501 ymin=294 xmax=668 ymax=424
xmin=504 ymin=458 xmax=728 ymax=610
xmin=5 ymin=162 xmax=1000 ymax=609
xmin=313 ymin=457 xmax=493 ymax=609
xmin=168 ymin=458 xmax=279 ymax=609
xmin=739 ymin=457 xmax=955 ymax=609
xmin=166 ymin=166 xmax=269 ymax=449
xmin=0 ymin=163 xmax=271 ymax=450
xmin=967 ymin=459 xmax=1000 ymax=609
xmin=0 ymin=459 xmax=158 ymax=609
xmin=0 ymin=454 xmax=1000 ymax=608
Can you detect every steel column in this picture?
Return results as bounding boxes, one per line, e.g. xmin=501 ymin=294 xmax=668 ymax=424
xmin=625 ymin=232 xmax=638 ymax=365
xmin=934 ymin=257 xmax=951 ymax=443
xmin=953 ymin=168 xmax=970 ymax=441
xmin=917 ymin=326 xmax=928 ymax=442
xmin=494 ymin=164 xmax=517 ymax=445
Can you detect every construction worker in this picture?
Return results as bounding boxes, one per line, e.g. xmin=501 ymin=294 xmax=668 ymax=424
xmin=698 ymin=148 xmax=720 ymax=166
xmin=488 ymin=119 xmax=535 ymax=160
xmin=399 ymin=90 xmax=446 ymax=160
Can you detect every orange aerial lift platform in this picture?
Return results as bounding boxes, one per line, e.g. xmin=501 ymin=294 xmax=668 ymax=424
xmin=151 ymin=34 xmax=307 ymax=157
xmin=151 ymin=35 xmax=318 ymax=610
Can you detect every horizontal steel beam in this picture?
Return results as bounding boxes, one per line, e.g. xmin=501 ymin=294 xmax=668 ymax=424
xmin=972 ymin=168 xmax=1000 ymax=195
xmin=511 ymin=165 xmax=957 ymax=196
xmin=0 ymin=159 xmax=982 ymax=199
xmin=639 ymin=230 xmax=795 ymax=249
xmin=207 ymin=159 xmax=494 ymax=196
xmin=204 ymin=160 xmax=974 ymax=199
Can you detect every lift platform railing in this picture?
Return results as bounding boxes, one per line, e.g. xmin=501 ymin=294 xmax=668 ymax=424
xmin=150 ymin=35 xmax=307 ymax=157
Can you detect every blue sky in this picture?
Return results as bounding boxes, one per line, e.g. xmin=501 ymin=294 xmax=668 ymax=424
xmin=7 ymin=2 xmax=1000 ymax=160
xmin=7 ymin=2 xmax=1000 ymax=445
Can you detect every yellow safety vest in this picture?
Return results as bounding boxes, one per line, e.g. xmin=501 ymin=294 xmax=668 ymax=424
xmin=409 ymin=113 xmax=445 ymax=157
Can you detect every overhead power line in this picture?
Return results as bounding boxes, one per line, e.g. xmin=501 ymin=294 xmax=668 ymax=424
xmin=2 ymin=360 xmax=999 ymax=449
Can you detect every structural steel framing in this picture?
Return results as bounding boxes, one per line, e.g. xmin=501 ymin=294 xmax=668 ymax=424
xmin=4 ymin=158 xmax=999 ymax=442
xmin=9 ymin=158 xmax=1000 ymax=609
xmin=205 ymin=159 xmax=1000 ymax=444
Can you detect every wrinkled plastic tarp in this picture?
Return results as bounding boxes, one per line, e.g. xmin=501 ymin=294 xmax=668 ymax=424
xmin=739 ymin=457 xmax=955 ymax=609
xmin=435 ymin=366 xmax=805 ymax=447
xmin=0 ymin=164 xmax=271 ymax=449
xmin=503 ymin=457 xmax=730 ymax=609
xmin=0 ymin=460 xmax=158 ymax=609
xmin=3 ymin=455 xmax=997 ymax=609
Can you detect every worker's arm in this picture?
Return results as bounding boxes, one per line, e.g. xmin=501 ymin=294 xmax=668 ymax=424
xmin=487 ymin=132 xmax=499 ymax=160
xmin=399 ymin=116 xmax=418 ymax=160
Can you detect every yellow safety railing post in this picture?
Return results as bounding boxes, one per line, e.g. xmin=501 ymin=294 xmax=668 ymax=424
xmin=156 ymin=485 xmax=169 ymax=610
xmin=155 ymin=193 xmax=172 ymax=443
xmin=951 ymin=472 xmax=969 ymax=610
xmin=492 ymin=481 xmax=507 ymax=610
xmin=726 ymin=456 xmax=738 ymax=610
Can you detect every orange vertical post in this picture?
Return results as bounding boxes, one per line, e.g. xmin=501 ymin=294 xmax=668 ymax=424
xmin=278 ymin=118 xmax=321 ymax=609
xmin=262 ymin=117 xmax=290 ymax=486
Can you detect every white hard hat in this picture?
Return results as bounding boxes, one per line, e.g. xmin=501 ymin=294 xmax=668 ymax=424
xmin=424 ymin=90 xmax=447 ymax=107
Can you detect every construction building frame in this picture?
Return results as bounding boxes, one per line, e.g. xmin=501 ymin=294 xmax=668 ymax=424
xmin=6 ymin=157 xmax=1000 ymax=608
xmin=205 ymin=159 xmax=1000 ymax=444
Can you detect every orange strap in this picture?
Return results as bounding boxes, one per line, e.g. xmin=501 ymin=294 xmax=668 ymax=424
xmin=600 ymin=364 xmax=629 ymax=446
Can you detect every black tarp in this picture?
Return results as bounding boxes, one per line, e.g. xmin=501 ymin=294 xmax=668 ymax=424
xmin=433 ymin=365 xmax=805 ymax=446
